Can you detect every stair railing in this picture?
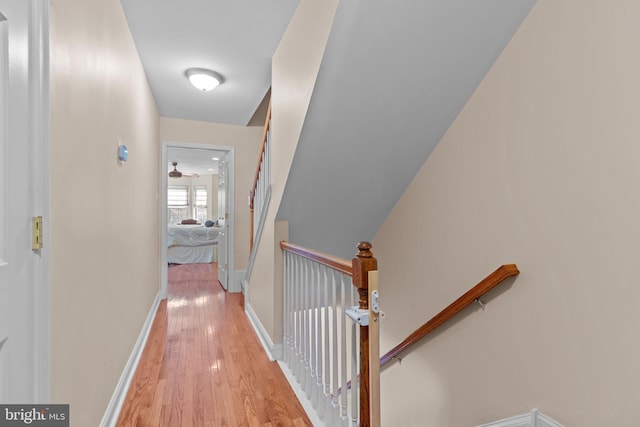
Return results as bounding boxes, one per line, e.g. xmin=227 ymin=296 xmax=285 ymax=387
xmin=380 ymin=264 xmax=519 ymax=367
xmin=249 ymin=101 xmax=272 ymax=253
xmin=345 ymin=264 xmax=519 ymax=405
xmin=280 ymin=241 xmax=380 ymax=427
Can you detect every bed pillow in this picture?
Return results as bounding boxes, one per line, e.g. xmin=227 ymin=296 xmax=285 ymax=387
xmin=204 ymin=220 xmax=214 ymax=227
xmin=181 ymin=219 xmax=199 ymax=225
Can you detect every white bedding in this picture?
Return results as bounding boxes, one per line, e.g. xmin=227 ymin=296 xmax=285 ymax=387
xmin=167 ymin=224 xmax=221 ymax=264
xmin=167 ymin=224 xmax=221 ymax=247
xmin=168 ymin=245 xmax=216 ymax=264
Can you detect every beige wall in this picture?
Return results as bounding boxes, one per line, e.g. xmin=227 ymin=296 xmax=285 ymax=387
xmin=247 ymin=0 xmax=339 ymax=343
xmin=373 ymin=0 xmax=640 ymax=425
xmin=160 ymin=117 xmax=262 ymax=269
xmin=50 ymin=0 xmax=160 ymax=424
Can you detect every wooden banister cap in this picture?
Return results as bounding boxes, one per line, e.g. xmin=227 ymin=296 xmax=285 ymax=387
xmin=356 ymin=241 xmax=373 ymax=258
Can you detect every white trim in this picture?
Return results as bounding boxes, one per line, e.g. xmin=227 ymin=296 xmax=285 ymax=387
xmin=230 ymin=269 xmax=245 ymax=293
xmin=29 ymin=0 xmax=51 ymax=403
xmin=100 ymin=292 xmax=162 ymax=427
xmin=476 ymin=409 xmax=564 ymax=427
xmin=245 ymin=302 xmax=282 ymax=361
xmin=241 ymin=278 xmax=248 ymax=299
xmin=160 ymin=141 xmax=235 ymax=298
xmin=277 ymin=360 xmax=324 ymax=427
xmin=0 ymin=12 xmax=8 ymax=268
xmin=245 ymin=185 xmax=271 ymax=282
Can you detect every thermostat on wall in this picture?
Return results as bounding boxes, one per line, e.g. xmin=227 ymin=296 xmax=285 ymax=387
xmin=118 ymin=144 xmax=128 ymax=162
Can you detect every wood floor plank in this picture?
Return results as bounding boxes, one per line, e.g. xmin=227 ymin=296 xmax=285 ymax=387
xmin=116 ymin=263 xmax=310 ymax=427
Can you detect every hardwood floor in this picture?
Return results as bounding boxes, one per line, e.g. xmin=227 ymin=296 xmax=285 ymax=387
xmin=116 ymin=263 xmax=311 ymax=427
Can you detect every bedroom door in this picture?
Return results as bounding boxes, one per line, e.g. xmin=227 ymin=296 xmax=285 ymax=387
xmin=217 ymin=154 xmax=230 ymax=290
xmin=0 ymin=0 xmax=49 ymax=403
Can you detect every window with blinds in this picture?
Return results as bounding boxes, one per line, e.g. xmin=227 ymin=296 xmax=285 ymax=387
xmin=168 ymin=185 xmax=189 ymax=223
xmin=194 ymin=186 xmax=207 ymax=207
xmin=168 ymin=186 xmax=189 ymax=206
xmin=194 ymin=186 xmax=208 ymax=223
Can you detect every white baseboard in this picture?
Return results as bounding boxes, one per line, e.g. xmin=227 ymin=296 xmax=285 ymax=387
xmin=241 ymin=279 xmax=249 ymax=299
xmin=245 ymin=302 xmax=282 ymax=361
xmin=229 ymin=269 xmax=245 ymax=293
xmin=476 ymin=409 xmax=564 ymax=427
xmin=100 ymin=292 xmax=162 ymax=427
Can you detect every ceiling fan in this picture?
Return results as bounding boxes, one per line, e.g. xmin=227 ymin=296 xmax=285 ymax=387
xmin=168 ymin=162 xmax=199 ymax=178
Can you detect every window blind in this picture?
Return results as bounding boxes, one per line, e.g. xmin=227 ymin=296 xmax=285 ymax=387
xmin=194 ymin=186 xmax=207 ymax=207
xmin=168 ymin=186 xmax=189 ymax=207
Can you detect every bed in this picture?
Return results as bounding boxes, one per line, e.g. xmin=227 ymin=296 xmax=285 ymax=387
xmin=167 ymin=223 xmax=221 ymax=264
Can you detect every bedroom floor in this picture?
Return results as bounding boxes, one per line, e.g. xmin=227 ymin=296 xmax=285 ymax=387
xmin=116 ymin=263 xmax=311 ymax=426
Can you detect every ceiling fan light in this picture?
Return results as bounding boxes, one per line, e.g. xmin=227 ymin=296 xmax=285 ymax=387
xmin=169 ymin=162 xmax=183 ymax=178
xmin=185 ymin=68 xmax=223 ymax=92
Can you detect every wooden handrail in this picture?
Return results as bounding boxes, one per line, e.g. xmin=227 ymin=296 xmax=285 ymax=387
xmin=280 ymin=241 xmax=353 ymax=276
xmin=249 ymin=101 xmax=271 ymax=206
xmin=249 ymin=100 xmax=271 ymax=252
xmin=380 ymin=264 xmax=519 ymax=367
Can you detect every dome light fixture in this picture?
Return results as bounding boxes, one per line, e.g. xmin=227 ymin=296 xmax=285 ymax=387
xmin=185 ymin=68 xmax=224 ymax=92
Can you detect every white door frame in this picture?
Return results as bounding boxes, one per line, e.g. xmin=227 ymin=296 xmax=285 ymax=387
xmin=0 ymin=0 xmax=50 ymax=402
xmin=160 ymin=141 xmax=235 ymax=298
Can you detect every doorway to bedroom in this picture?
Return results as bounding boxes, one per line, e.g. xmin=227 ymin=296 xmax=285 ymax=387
xmin=161 ymin=142 xmax=235 ymax=297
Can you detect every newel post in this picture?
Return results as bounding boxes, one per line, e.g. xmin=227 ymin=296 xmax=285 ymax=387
xmin=352 ymin=241 xmax=377 ymax=426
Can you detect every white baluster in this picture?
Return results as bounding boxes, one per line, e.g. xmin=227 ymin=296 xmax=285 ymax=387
xmin=350 ymin=285 xmax=358 ymax=426
xmin=331 ymin=269 xmax=340 ymax=425
xmin=322 ymin=266 xmax=331 ymax=421
xmin=282 ymin=252 xmax=288 ymax=364
xmin=340 ymin=275 xmax=349 ymax=426
xmin=295 ymin=255 xmax=303 ymax=383
xmin=313 ymin=264 xmax=322 ymax=412
xmin=319 ymin=265 xmax=328 ymax=421
xmin=289 ymin=253 xmax=296 ymax=371
xmin=303 ymin=259 xmax=311 ymax=396
xmin=284 ymin=252 xmax=292 ymax=366
xmin=309 ymin=260 xmax=317 ymax=403
xmin=267 ymin=131 xmax=271 ymax=188
xmin=297 ymin=255 xmax=305 ymax=384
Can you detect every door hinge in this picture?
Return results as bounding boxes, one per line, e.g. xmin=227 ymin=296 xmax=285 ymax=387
xmin=225 ymin=212 xmax=229 ymax=220
xmin=32 ymin=216 xmax=43 ymax=250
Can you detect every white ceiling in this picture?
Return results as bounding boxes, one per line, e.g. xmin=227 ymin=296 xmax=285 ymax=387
xmin=167 ymin=147 xmax=227 ymax=176
xmin=120 ymin=0 xmax=299 ymax=126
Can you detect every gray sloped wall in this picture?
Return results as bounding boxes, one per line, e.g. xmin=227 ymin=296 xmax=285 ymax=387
xmin=276 ymin=0 xmax=536 ymax=259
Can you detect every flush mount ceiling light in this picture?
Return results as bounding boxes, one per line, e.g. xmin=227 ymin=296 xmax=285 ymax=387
xmin=185 ymin=68 xmax=224 ymax=92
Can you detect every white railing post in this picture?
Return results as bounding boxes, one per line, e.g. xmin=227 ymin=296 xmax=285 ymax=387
xmin=350 ymin=285 xmax=359 ymax=426
xmin=340 ymin=274 xmax=349 ymax=426
xmin=330 ymin=269 xmax=339 ymax=425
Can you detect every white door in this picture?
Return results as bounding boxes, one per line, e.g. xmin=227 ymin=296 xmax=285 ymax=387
xmin=217 ymin=154 xmax=230 ymax=290
xmin=0 ymin=0 xmax=48 ymax=403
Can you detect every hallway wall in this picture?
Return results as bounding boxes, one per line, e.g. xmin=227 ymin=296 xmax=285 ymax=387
xmin=373 ymin=0 xmax=640 ymax=425
xmin=50 ymin=0 xmax=160 ymax=424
